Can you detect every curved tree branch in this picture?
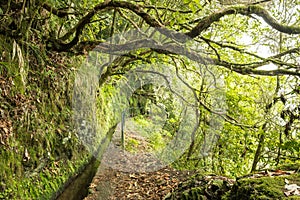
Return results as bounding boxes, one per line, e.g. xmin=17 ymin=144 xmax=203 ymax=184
xmin=187 ymin=5 xmax=300 ymax=38
xmin=45 ymin=0 xmax=300 ymax=78
xmin=73 ymin=38 xmax=300 ymax=77
xmin=199 ymin=36 xmax=300 ymax=70
xmin=47 ymin=1 xmax=300 ymax=53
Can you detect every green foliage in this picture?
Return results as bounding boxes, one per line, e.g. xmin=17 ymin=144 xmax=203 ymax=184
xmin=148 ymin=131 xmax=166 ymax=151
xmin=281 ymin=140 xmax=300 ymax=152
xmin=278 ymin=161 xmax=300 ymax=171
xmin=125 ymin=138 xmax=140 ymax=153
xmin=128 ymin=116 xmax=172 ymax=152
xmin=1 ymin=0 xmax=300 ymax=199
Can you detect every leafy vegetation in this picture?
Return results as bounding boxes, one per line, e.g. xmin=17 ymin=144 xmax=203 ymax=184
xmin=0 ymin=0 xmax=299 ymax=199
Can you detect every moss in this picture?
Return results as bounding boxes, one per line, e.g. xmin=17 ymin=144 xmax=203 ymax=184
xmin=189 ymin=187 xmax=207 ymax=200
xmin=166 ymin=172 xmax=300 ymax=200
xmin=165 ymin=173 xmax=232 ymax=200
xmin=0 ymin=36 xmax=93 ymax=199
xmin=0 ymin=150 xmax=90 ymax=200
xmin=224 ymin=173 xmax=300 ymax=200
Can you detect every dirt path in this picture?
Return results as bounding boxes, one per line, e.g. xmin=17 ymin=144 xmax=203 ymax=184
xmin=84 ymin=128 xmax=196 ymax=200
xmin=84 ymin=164 xmax=194 ymax=200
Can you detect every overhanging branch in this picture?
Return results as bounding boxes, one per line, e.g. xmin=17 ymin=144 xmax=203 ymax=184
xmin=73 ymin=38 xmax=300 ymax=77
xmin=46 ymin=1 xmax=300 ymax=52
xmin=187 ymin=5 xmax=300 ymax=38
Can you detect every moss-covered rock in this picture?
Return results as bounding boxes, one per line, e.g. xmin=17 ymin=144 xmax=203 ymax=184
xmin=224 ymin=173 xmax=300 ymax=200
xmin=165 ymin=172 xmax=300 ymax=200
xmin=164 ymin=173 xmax=233 ymax=200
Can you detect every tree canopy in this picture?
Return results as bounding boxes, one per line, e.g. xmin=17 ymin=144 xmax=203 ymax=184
xmin=2 ymin=0 xmax=300 ymax=75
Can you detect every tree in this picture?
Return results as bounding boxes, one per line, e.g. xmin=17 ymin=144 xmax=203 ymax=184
xmin=2 ymin=0 xmax=300 ymax=75
xmin=0 ymin=0 xmax=299 ymax=197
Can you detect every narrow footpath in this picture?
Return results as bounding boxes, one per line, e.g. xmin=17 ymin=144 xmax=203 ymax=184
xmin=84 ymin=129 xmax=196 ymax=200
xmin=84 ymin=164 xmax=194 ymax=200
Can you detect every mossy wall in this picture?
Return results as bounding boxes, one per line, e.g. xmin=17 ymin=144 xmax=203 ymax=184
xmin=0 ymin=32 xmax=123 ymax=199
xmin=0 ymin=37 xmax=92 ymax=199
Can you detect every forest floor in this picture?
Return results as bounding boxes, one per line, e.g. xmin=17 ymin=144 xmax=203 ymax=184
xmin=84 ymin=127 xmax=300 ymax=200
xmin=84 ymin=158 xmax=300 ymax=200
xmin=84 ymin=128 xmax=198 ymax=200
xmin=84 ymin=164 xmax=195 ymax=200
